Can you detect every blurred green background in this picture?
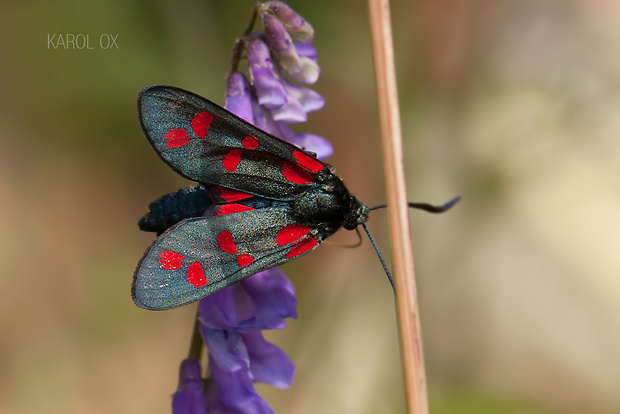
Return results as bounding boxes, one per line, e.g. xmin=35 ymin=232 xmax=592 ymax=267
xmin=2 ymin=0 xmax=620 ymax=413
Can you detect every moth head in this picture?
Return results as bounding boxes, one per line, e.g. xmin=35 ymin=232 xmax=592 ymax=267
xmin=343 ymin=196 xmax=368 ymax=230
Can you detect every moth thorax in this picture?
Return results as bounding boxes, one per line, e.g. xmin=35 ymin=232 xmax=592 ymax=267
xmin=293 ymin=188 xmax=348 ymax=225
xmin=343 ymin=196 xmax=368 ymax=230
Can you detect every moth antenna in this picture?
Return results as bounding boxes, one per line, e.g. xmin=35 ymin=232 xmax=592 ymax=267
xmin=369 ymin=195 xmax=461 ymax=213
xmin=362 ymin=196 xmax=460 ymax=290
xmin=323 ymin=227 xmax=363 ymax=248
xmin=361 ymin=220 xmax=395 ymax=291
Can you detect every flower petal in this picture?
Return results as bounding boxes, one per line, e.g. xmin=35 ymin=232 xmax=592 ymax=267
xmin=204 ymin=381 xmax=229 ymax=413
xmin=242 ymin=331 xmax=295 ymax=388
xmin=225 ymin=72 xmax=255 ymax=124
xmin=294 ymin=42 xmax=318 ymax=62
xmin=294 ymin=133 xmax=333 ymax=159
xmin=270 ymin=95 xmax=307 ymax=123
xmin=239 ymin=268 xmax=298 ymax=327
xmin=251 ymin=103 xmax=282 ymax=137
xmin=209 ymin=357 xmax=276 ymax=414
xmin=282 ymin=78 xmax=325 ymax=113
xmin=247 ymin=39 xmax=287 ymax=109
xmin=277 ymin=123 xmax=333 ymax=159
xmin=172 ymin=359 xmax=207 ymax=414
xmin=289 ymin=56 xmax=320 ymax=84
xmin=201 ymin=330 xmax=249 ymax=372
xmin=262 ymin=12 xmax=301 ymax=76
xmin=199 ymin=283 xmax=256 ymax=330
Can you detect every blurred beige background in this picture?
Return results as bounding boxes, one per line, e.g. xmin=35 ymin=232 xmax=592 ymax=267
xmin=1 ymin=0 xmax=619 ymax=413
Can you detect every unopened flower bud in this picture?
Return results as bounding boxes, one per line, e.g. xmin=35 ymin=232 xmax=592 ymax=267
xmin=262 ymin=1 xmax=314 ymax=42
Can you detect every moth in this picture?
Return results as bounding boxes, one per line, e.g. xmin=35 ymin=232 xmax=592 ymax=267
xmin=133 ymin=86 xmax=457 ymax=310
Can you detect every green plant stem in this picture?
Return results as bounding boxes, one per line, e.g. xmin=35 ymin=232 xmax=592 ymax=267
xmin=230 ymin=4 xmax=261 ymax=73
xmin=188 ymin=307 xmax=203 ymax=361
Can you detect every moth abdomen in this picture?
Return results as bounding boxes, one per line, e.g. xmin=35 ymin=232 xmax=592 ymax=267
xmin=139 ymin=186 xmax=213 ymax=235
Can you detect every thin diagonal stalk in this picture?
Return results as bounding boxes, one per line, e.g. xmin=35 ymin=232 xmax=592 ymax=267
xmin=188 ymin=307 xmax=203 ymax=361
xmin=367 ymin=1 xmax=429 ymax=413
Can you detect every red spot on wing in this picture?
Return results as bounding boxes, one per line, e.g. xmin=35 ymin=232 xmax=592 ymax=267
xmin=163 ymin=129 xmax=190 ymax=148
xmin=158 ymin=250 xmax=184 ymax=270
xmin=293 ymin=150 xmax=324 ymax=173
xmin=214 ymin=186 xmax=254 ymax=202
xmin=242 ymin=136 xmax=259 ymax=149
xmin=191 ymin=111 xmax=213 ymax=138
xmin=276 ymin=225 xmax=312 ymax=246
xmin=282 ymin=161 xmax=313 ymax=184
xmin=215 ymin=203 xmax=256 ymax=215
xmin=187 ymin=262 xmax=207 ymax=288
xmin=217 ymin=231 xmax=238 ymax=254
xmin=287 ymin=237 xmax=319 ymax=258
xmin=223 ymin=149 xmax=243 ymax=172
xmin=237 ymin=254 xmax=254 ymax=267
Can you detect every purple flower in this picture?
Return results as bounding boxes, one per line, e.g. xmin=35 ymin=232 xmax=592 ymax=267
xmin=198 ymin=269 xmax=297 ymax=333
xmin=172 ymin=359 xmax=207 ymax=414
xmin=239 ymin=6 xmax=325 ymax=129
xmin=226 ymin=7 xmax=330 ymax=154
xmin=171 ymin=3 xmax=328 ymax=413
xmin=204 ymin=331 xmax=294 ymax=412
xmin=260 ymin=10 xmax=319 ymax=85
xmin=196 ymin=269 xmax=296 ymax=413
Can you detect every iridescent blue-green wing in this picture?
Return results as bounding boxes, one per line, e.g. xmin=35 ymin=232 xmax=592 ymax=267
xmin=132 ymin=206 xmax=323 ymax=310
xmin=138 ymin=85 xmax=328 ymax=200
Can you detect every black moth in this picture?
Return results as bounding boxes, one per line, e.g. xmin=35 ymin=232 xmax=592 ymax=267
xmin=133 ymin=86 xmax=457 ymax=310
